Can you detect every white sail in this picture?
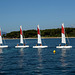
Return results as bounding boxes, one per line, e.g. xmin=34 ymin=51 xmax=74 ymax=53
xmin=61 ymin=23 xmax=66 ymax=44
xmin=20 ymin=26 xmax=23 ymax=44
xmin=37 ymin=25 xmax=42 ymax=44
xmin=0 ymin=28 xmax=2 ymax=44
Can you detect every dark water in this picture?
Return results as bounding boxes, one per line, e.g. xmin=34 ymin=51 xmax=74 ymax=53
xmin=0 ymin=38 xmax=75 ymax=75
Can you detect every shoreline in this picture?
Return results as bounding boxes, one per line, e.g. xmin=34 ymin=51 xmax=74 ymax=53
xmin=3 ymin=37 xmax=75 ymax=39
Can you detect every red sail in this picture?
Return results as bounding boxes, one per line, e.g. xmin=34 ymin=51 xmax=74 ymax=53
xmin=37 ymin=27 xmax=40 ymax=35
xmin=62 ymin=26 xmax=65 ymax=34
xmin=0 ymin=30 xmax=1 ymax=36
xmin=20 ymin=28 xmax=22 ymax=35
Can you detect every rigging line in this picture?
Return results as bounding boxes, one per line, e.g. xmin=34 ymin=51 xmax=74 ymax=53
xmin=22 ymin=31 xmax=25 ymax=44
xmin=66 ymin=33 xmax=70 ymax=45
xmin=42 ymin=37 xmax=46 ymax=45
xmin=23 ymin=34 xmax=27 ymax=44
xmin=40 ymin=30 xmax=46 ymax=45
xmin=23 ymin=30 xmax=27 ymax=44
xmin=3 ymin=37 xmax=6 ymax=45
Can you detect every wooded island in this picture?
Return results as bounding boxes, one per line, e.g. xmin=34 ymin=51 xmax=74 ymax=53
xmin=2 ymin=28 xmax=75 ymax=38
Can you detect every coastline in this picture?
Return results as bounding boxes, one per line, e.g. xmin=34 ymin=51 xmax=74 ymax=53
xmin=3 ymin=37 xmax=75 ymax=39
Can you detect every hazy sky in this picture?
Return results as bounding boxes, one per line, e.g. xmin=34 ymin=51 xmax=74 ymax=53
xmin=0 ymin=0 xmax=75 ymax=32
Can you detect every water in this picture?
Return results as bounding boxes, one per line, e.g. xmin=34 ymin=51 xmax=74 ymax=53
xmin=0 ymin=38 xmax=75 ymax=75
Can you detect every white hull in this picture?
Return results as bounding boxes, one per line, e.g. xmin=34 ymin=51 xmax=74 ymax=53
xmin=15 ymin=45 xmax=29 ymax=48
xmin=56 ymin=46 xmax=72 ymax=48
xmin=33 ymin=46 xmax=48 ymax=48
xmin=0 ymin=45 xmax=8 ymax=48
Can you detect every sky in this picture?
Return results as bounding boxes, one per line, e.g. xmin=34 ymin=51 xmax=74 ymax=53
xmin=0 ymin=0 xmax=75 ymax=32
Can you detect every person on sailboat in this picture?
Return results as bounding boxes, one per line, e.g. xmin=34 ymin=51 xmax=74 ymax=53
xmin=40 ymin=44 xmax=42 ymax=46
xmin=17 ymin=44 xmax=19 ymax=46
xmin=65 ymin=44 xmax=68 ymax=46
xmin=59 ymin=44 xmax=61 ymax=46
xmin=24 ymin=43 xmax=25 ymax=46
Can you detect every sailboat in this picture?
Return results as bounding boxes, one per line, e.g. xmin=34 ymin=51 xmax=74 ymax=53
xmin=56 ymin=23 xmax=72 ymax=48
xmin=15 ymin=25 xmax=29 ymax=48
xmin=33 ymin=25 xmax=48 ymax=48
xmin=0 ymin=28 xmax=8 ymax=48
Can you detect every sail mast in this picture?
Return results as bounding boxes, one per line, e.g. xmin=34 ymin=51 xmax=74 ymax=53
xmin=61 ymin=23 xmax=66 ymax=44
xmin=0 ymin=28 xmax=2 ymax=44
xmin=37 ymin=25 xmax=42 ymax=44
xmin=20 ymin=26 xmax=23 ymax=44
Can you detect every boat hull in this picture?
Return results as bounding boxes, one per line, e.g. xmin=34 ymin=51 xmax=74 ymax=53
xmin=56 ymin=46 xmax=72 ymax=48
xmin=33 ymin=46 xmax=48 ymax=48
xmin=0 ymin=45 xmax=8 ymax=48
xmin=15 ymin=45 xmax=29 ymax=48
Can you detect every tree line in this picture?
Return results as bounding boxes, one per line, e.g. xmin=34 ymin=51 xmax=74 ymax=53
xmin=2 ymin=28 xmax=75 ymax=38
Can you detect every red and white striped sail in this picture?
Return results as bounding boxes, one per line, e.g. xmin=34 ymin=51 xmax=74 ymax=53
xmin=37 ymin=25 xmax=42 ymax=44
xmin=20 ymin=26 xmax=23 ymax=44
xmin=0 ymin=28 xmax=2 ymax=44
xmin=61 ymin=23 xmax=66 ymax=44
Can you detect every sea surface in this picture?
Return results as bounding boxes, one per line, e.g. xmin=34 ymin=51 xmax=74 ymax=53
xmin=0 ymin=38 xmax=75 ymax=75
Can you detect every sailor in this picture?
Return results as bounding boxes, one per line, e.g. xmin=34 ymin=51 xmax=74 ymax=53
xmin=65 ymin=44 xmax=68 ymax=46
xmin=40 ymin=44 xmax=42 ymax=46
xmin=17 ymin=44 xmax=19 ymax=46
xmin=24 ymin=43 xmax=25 ymax=46
xmin=36 ymin=44 xmax=37 ymax=46
xmin=59 ymin=44 xmax=61 ymax=46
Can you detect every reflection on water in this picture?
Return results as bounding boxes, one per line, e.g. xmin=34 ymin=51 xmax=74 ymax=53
xmin=0 ymin=48 xmax=3 ymax=54
xmin=36 ymin=48 xmax=43 ymax=75
xmin=38 ymin=48 xmax=42 ymax=64
xmin=60 ymin=48 xmax=70 ymax=72
xmin=19 ymin=48 xmax=24 ymax=68
xmin=0 ymin=48 xmax=3 ymax=70
xmin=61 ymin=49 xmax=67 ymax=67
xmin=20 ymin=48 xmax=24 ymax=56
